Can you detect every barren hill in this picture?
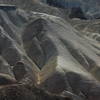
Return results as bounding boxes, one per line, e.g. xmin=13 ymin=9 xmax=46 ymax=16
xmin=0 ymin=5 xmax=99 ymax=100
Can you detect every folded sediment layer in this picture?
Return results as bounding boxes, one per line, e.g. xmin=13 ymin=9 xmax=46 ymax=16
xmin=0 ymin=6 xmax=100 ymax=100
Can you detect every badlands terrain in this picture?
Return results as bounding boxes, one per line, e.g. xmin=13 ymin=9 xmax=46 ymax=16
xmin=0 ymin=0 xmax=99 ymax=100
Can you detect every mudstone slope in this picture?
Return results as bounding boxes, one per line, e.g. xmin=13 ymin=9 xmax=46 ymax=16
xmin=0 ymin=1 xmax=99 ymax=100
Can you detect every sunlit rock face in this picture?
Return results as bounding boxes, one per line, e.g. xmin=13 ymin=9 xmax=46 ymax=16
xmin=0 ymin=5 xmax=99 ymax=100
xmin=68 ymin=18 xmax=100 ymax=43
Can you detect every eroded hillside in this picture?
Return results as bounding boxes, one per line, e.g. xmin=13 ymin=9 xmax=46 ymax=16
xmin=0 ymin=0 xmax=100 ymax=100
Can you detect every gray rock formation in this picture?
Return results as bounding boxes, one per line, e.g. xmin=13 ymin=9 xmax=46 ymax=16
xmin=0 ymin=3 xmax=99 ymax=100
xmin=68 ymin=18 xmax=100 ymax=43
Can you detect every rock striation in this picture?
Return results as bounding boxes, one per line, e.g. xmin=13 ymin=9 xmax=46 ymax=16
xmin=0 ymin=2 xmax=99 ymax=100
